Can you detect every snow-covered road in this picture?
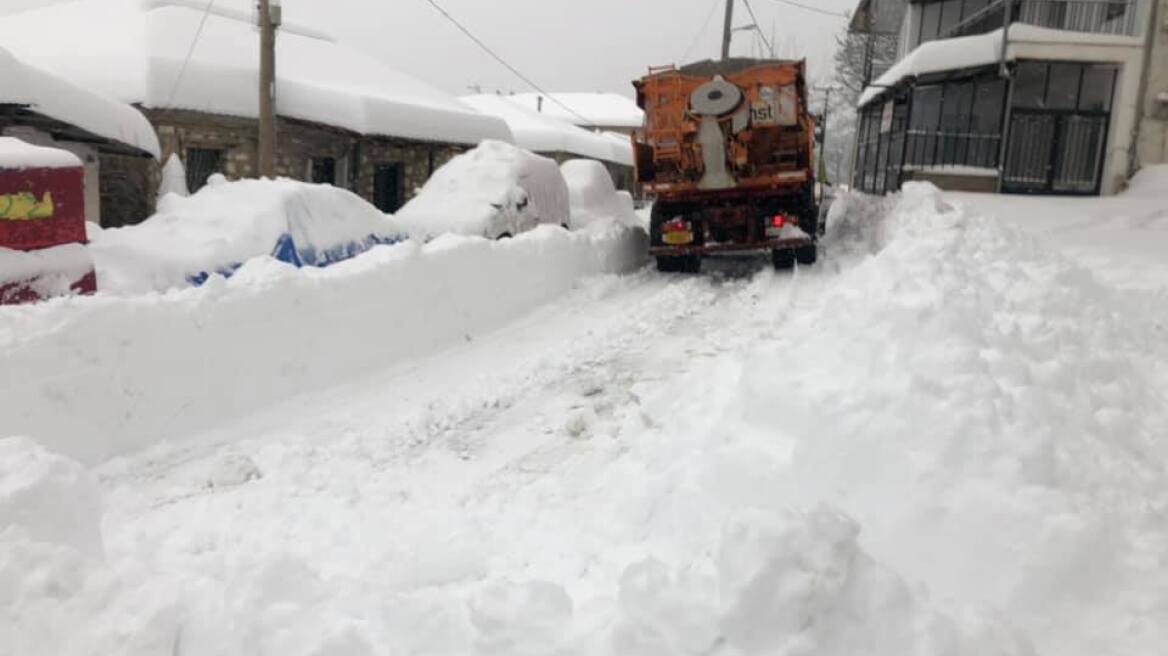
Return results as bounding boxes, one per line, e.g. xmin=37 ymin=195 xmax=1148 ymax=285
xmin=4 ymin=183 xmax=1168 ymax=656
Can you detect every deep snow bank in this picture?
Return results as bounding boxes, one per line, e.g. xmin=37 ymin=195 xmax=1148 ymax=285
xmin=89 ymin=177 xmax=402 ymax=293
xmin=0 ymin=437 xmax=179 ymax=655
xmin=0 ymin=225 xmax=647 ymax=464
xmin=737 ymin=184 xmax=1168 ymax=656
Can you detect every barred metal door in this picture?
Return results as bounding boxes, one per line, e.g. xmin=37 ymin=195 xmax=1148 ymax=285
xmin=1003 ymin=111 xmax=1108 ymax=195
xmin=1052 ymin=115 xmax=1108 ymax=193
xmin=1002 ymin=113 xmax=1057 ymax=193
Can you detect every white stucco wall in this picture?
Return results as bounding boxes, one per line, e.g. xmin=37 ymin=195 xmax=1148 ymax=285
xmin=1135 ymin=0 xmax=1168 ymax=168
xmin=1009 ymin=37 xmax=1146 ymax=194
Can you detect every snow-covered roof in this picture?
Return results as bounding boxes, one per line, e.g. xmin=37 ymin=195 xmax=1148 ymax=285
xmin=502 ymin=93 xmax=645 ymax=129
xmin=859 ymin=24 xmax=1144 ymax=107
xmin=0 ymin=47 xmax=160 ymax=158
xmin=460 ymin=95 xmax=632 ymax=166
xmin=0 ymin=0 xmax=513 ymax=146
xmin=0 ymin=136 xmax=84 ymax=169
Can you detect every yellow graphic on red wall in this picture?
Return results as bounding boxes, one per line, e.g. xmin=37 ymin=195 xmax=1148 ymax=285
xmin=0 ymin=191 xmax=55 ymax=220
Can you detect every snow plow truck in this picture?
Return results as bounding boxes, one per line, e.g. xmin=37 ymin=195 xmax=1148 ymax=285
xmin=633 ymin=58 xmax=821 ymax=272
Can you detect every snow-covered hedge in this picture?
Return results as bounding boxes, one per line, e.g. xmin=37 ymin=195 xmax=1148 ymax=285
xmin=0 ymin=225 xmax=647 ymax=464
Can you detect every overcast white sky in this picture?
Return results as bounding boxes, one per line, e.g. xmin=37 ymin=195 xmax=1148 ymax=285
xmin=0 ymin=0 xmax=859 ymax=97
xmin=315 ymin=0 xmax=859 ymax=96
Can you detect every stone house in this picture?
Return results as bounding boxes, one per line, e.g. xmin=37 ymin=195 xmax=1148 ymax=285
xmin=0 ymin=46 xmax=160 ymax=224
xmin=0 ymin=0 xmax=512 ymax=227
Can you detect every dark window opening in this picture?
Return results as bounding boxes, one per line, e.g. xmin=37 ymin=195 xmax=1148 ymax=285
xmin=185 ymin=147 xmax=223 ymax=193
xmin=373 ymin=162 xmax=404 ymax=213
xmin=920 ymin=1 xmax=943 ymax=43
xmin=311 ymin=157 xmax=337 ymax=185
xmin=1013 ymin=62 xmax=1049 ymax=109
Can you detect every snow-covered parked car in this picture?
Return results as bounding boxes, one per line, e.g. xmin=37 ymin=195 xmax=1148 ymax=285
xmin=395 ymin=140 xmax=569 ymax=240
xmin=89 ymin=177 xmax=403 ymax=293
xmin=560 ymin=159 xmax=642 ymax=231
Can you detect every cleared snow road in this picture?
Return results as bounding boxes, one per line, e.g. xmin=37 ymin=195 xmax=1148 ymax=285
xmin=5 ymin=184 xmax=1167 ymax=656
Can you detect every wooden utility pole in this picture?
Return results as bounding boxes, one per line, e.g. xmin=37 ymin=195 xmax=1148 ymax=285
xmin=721 ymin=0 xmax=735 ymax=61
xmin=258 ymin=0 xmax=278 ymax=178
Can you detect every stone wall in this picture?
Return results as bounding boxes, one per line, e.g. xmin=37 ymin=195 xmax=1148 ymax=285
xmin=98 ymin=153 xmax=156 ymax=228
xmin=98 ymin=109 xmax=471 ymax=225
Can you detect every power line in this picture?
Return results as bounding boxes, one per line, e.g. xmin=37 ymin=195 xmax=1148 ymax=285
xmin=422 ymin=0 xmax=594 ymax=126
xmin=682 ymin=0 xmax=724 ymax=63
xmin=166 ymin=0 xmax=216 ymax=107
xmin=766 ymin=0 xmax=849 ymax=19
xmin=741 ymin=0 xmax=775 ymax=57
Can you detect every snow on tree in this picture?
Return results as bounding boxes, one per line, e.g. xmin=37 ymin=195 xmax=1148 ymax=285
xmin=823 ymin=0 xmax=906 ymax=184
xmin=157 ymin=153 xmax=189 ymax=203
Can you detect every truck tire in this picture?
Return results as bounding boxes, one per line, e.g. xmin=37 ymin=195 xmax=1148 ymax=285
xmin=656 ymin=255 xmax=702 ymax=273
xmin=656 ymin=256 xmax=679 ymax=272
xmin=772 ymin=248 xmax=795 ymax=270
xmin=679 ymin=255 xmax=702 ymax=273
xmin=795 ymin=244 xmax=817 ymax=265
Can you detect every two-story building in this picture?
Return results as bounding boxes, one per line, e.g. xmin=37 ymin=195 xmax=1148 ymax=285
xmin=852 ymin=0 xmax=1168 ymax=195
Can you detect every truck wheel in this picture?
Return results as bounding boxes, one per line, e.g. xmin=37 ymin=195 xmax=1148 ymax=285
xmin=795 ymin=244 xmax=817 ymax=265
xmin=772 ymin=248 xmax=795 ymax=270
xmin=656 ymin=256 xmax=679 ymax=272
xmin=679 ymin=255 xmax=702 ymax=273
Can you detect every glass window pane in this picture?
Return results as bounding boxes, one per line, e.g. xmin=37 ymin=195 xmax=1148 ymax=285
xmin=920 ymin=2 xmax=942 ymax=43
xmin=1078 ymin=66 xmax=1116 ymax=112
xmin=1046 ymin=63 xmax=1083 ymax=110
xmin=911 ymin=85 xmax=943 ymax=130
xmin=972 ymin=79 xmax=1006 ymax=133
xmin=963 ymin=0 xmax=989 ymax=18
xmin=939 ymin=0 xmax=964 ymax=35
xmin=1013 ymin=62 xmax=1048 ymax=109
xmin=941 ymin=81 xmax=974 ymax=132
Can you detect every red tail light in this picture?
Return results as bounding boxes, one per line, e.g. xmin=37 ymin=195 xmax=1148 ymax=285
xmin=664 ymin=218 xmax=690 ymax=233
xmin=771 ymin=214 xmax=787 ymax=228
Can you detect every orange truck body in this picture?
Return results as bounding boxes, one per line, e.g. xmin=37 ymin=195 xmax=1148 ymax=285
xmin=632 ymin=58 xmax=820 ymax=270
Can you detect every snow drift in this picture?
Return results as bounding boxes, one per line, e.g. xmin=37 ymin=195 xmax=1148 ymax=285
xmin=0 ymin=225 xmax=647 ymax=464
xmin=738 ymin=184 xmax=1168 ymax=656
xmin=560 ymin=159 xmax=642 ymax=231
xmin=396 ymin=140 xmax=570 ymax=240
xmin=88 ymin=177 xmax=403 ymax=293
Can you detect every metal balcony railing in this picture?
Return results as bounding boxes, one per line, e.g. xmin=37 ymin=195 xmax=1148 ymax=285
xmin=948 ymin=0 xmax=1141 ymax=39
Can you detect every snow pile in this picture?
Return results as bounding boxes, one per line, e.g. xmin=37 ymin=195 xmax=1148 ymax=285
xmin=0 ymin=47 xmax=159 ymax=157
xmin=0 ymin=243 xmax=93 ymax=301
xmin=560 ymin=159 xmax=641 ymax=230
xmin=0 ymin=0 xmax=511 ymax=146
xmin=0 ymin=224 xmax=647 ymax=464
xmin=155 ymin=152 xmax=189 ymax=201
xmin=611 ymin=507 xmax=1030 ymax=656
xmin=1124 ymin=164 xmax=1168 ymax=197
xmin=461 ymin=95 xmax=632 ymax=166
xmin=0 ymin=437 xmax=180 ymax=655
xmin=88 ymin=177 xmax=402 ymax=293
xmin=0 ymin=136 xmax=83 ymax=169
xmin=396 ymin=140 xmax=570 ymax=240
xmin=739 ymin=183 xmax=1168 ymax=655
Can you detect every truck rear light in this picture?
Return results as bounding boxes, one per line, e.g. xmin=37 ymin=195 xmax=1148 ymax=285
xmin=664 ymin=218 xmax=690 ymax=233
xmin=771 ymin=214 xmax=787 ymax=229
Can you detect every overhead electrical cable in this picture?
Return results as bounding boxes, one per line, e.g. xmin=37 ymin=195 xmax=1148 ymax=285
xmin=766 ymin=0 xmax=849 ymax=19
xmin=682 ymin=0 xmax=725 ymax=63
xmin=167 ymin=0 xmax=217 ymax=107
xmin=422 ymin=0 xmax=594 ymax=126
xmin=742 ymin=0 xmax=775 ymax=57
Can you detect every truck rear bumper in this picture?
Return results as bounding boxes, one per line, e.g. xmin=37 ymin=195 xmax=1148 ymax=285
xmin=650 ymin=236 xmax=812 ymax=257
